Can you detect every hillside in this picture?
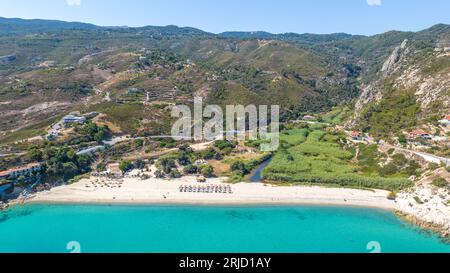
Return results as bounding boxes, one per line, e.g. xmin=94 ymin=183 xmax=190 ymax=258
xmin=0 ymin=17 xmax=449 ymax=145
xmin=0 ymin=18 xmax=361 ymax=138
xmin=0 ymin=17 xmax=99 ymax=36
xmin=349 ymin=24 xmax=450 ymax=141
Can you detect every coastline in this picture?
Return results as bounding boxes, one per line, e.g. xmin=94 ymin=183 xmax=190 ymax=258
xmin=394 ymin=185 xmax=450 ymax=240
xmin=6 ymin=175 xmax=449 ymax=240
xmin=395 ymin=211 xmax=450 ymax=242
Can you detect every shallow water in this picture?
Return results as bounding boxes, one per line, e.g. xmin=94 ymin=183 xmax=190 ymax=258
xmin=0 ymin=204 xmax=448 ymax=253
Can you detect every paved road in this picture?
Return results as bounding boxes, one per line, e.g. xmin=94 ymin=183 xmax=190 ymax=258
xmin=381 ymin=143 xmax=450 ymax=167
xmin=344 ymin=129 xmax=450 ymax=167
xmin=0 ymin=152 xmax=26 ymax=158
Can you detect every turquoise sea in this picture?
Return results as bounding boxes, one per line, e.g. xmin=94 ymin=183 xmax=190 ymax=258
xmin=0 ymin=204 xmax=449 ymax=253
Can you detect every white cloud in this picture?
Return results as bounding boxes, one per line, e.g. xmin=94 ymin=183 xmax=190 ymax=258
xmin=66 ymin=0 xmax=81 ymax=6
xmin=367 ymin=0 xmax=382 ymax=6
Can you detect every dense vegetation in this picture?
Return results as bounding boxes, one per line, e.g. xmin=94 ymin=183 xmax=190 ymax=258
xmin=263 ymin=125 xmax=413 ymax=191
xmin=359 ymin=91 xmax=420 ymax=139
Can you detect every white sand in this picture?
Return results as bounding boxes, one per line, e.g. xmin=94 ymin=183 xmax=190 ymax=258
xmin=28 ymin=176 xmax=395 ymax=209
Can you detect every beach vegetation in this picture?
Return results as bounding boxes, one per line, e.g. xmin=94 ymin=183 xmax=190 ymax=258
xmin=199 ymin=164 xmax=214 ymax=178
xmin=183 ymin=164 xmax=198 ymax=174
xmin=169 ymin=169 xmax=182 ymax=179
xmin=134 ymin=159 xmax=146 ymax=170
xmin=119 ymin=160 xmax=134 ymax=173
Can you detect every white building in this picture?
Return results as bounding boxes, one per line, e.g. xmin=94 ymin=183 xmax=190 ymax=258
xmin=438 ymin=115 xmax=450 ymax=126
xmin=63 ymin=115 xmax=86 ymax=124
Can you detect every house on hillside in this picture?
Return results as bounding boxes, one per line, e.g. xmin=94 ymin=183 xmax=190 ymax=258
xmin=408 ymin=129 xmax=432 ymax=140
xmin=438 ymin=115 xmax=450 ymax=126
xmin=83 ymin=112 xmax=99 ymax=119
xmin=302 ymin=115 xmax=316 ymax=121
xmin=127 ymin=87 xmax=141 ymax=94
xmin=0 ymin=163 xmax=43 ymax=183
xmin=63 ymin=114 xmax=86 ymax=125
xmin=351 ymin=131 xmax=363 ymax=141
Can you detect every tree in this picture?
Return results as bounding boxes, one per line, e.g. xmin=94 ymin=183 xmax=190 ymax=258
xmin=178 ymin=153 xmax=192 ymax=166
xmin=134 ymin=159 xmax=146 ymax=170
xmin=94 ymin=130 xmax=106 ymax=143
xmin=61 ymin=162 xmax=79 ymax=180
xmin=169 ymin=170 xmax=182 ymax=178
xmin=119 ymin=161 xmax=134 ymax=174
xmin=432 ymin=177 xmax=448 ymax=188
xmin=214 ymin=140 xmax=236 ymax=150
xmin=134 ymin=139 xmax=144 ymax=147
xmin=231 ymin=161 xmax=249 ymax=176
xmin=154 ymin=170 xmax=165 ymax=179
xmin=179 ymin=144 xmax=193 ymax=153
xmin=398 ymin=134 xmax=407 ymax=146
xmin=27 ymin=148 xmax=43 ymax=161
xmin=183 ymin=165 xmax=198 ymax=174
xmin=201 ymin=148 xmax=218 ymax=160
xmin=159 ymin=158 xmax=176 ymax=174
xmin=66 ymin=149 xmax=77 ymax=161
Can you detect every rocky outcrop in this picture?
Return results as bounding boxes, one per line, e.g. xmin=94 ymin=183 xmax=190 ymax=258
xmin=395 ymin=168 xmax=450 ymax=238
xmin=396 ymin=185 xmax=449 ymax=238
xmin=381 ymin=39 xmax=409 ymax=77
xmin=350 ymin=37 xmax=450 ymax=127
xmin=349 ymin=40 xmax=410 ymax=125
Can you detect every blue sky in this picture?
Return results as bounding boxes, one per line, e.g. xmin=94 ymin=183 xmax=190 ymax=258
xmin=0 ymin=0 xmax=449 ymax=35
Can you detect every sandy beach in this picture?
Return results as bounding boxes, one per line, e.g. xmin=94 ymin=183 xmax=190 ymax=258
xmin=27 ymin=176 xmax=395 ymax=209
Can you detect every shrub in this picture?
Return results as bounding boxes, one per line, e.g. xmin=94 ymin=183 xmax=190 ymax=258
xmin=200 ymin=148 xmax=220 ymax=160
xmin=428 ymin=163 xmax=440 ymax=171
xmin=413 ymin=196 xmax=424 ymax=204
xmin=169 ymin=170 xmax=182 ymax=179
xmin=134 ymin=159 xmax=145 ymax=170
xmin=392 ymin=154 xmax=408 ymax=166
xmin=154 ymin=170 xmax=165 ymax=179
xmin=214 ymin=140 xmax=236 ymax=150
xmin=177 ymin=153 xmax=192 ymax=166
xmin=183 ymin=165 xmax=198 ymax=175
xmin=199 ymin=164 xmax=214 ymax=178
xmin=96 ymin=163 xmax=107 ymax=172
xmin=432 ymin=177 xmax=448 ymax=188
xmin=119 ymin=160 xmax=134 ymax=173
xmin=231 ymin=161 xmax=250 ymax=176
xmin=379 ymin=163 xmax=399 ymax=177
xmin=159 ymin=158 xmax=176 ymax=174
xmin=387 ymin=192 xmax=397 ymax=200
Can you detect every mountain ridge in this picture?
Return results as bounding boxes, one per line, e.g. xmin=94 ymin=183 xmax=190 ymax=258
xmin=0 ymin=17 xmax=449 ymax=144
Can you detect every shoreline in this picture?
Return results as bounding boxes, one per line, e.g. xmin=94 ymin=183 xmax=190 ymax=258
xmin=395 ymin=212 xmax=450 ymax=242
xmin=24 ymin=198 xmax=393 ymax=210
xmin=5 ymin=175 xmax=449 ymax=240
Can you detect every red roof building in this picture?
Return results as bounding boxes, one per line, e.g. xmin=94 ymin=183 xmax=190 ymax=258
xmin=409 ymin=129 xmax=431 ymax=139
xmin=350 ymin=131 xmax=363 ymax=140
xmin=0 ymin=163 xmax=43 ymax=179
xmin=302 ymin=115 xmax=316 ymax=120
